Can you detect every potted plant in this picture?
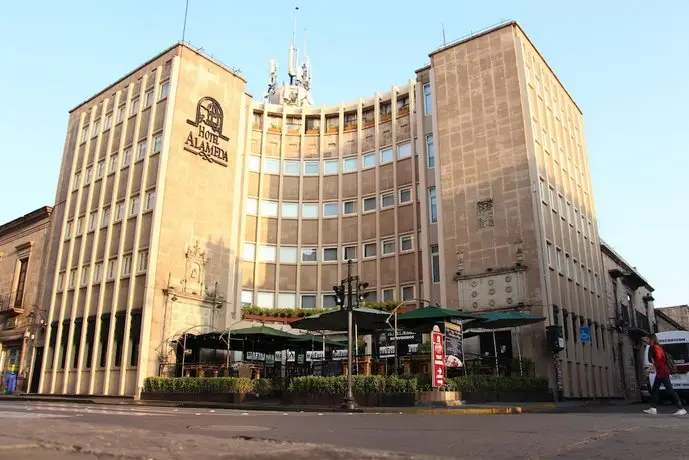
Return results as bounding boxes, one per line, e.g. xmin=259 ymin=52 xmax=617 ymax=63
xmin=380 ymin=113 xmax=392 ymax=123
xmin=397 ymin=105 xmax=409 ymax=117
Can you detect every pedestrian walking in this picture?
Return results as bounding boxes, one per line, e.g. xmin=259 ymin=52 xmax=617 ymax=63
xmin=643 ymin=334 xmax=686 ymax=415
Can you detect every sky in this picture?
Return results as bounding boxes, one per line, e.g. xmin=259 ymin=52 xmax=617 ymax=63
xmin=0 ymin=1 xmax=687 ymax=307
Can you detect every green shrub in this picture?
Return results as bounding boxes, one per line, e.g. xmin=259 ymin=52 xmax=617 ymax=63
xmin=144 ymin=377 xmax=262 ymax=394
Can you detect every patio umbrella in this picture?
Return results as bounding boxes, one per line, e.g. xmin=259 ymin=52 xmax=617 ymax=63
xmin=397 ymin=306 xmax=478 ymax=330
xmin=290 ymin=307 xmax=390 ymax=333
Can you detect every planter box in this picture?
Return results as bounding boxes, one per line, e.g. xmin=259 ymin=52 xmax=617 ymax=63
xmin=242 ymin=313 xmax=299 ymax=324
xmin=141 ymin=392 xmax=250 ymax=403
xmin=459 ymin=390 xmax=552 ymax=403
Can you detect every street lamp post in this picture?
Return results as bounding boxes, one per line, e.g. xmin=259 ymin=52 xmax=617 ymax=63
xmin=385 ymin=298 xmax=432 ymax=375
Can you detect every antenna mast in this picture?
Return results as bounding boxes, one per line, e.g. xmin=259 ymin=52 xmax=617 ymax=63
xmin=288 ymin=6 xmax=299 ymax=84
xmin=182 ymin=0 xmax=190 ymax=42
xmin=442 ymin=23 xmax=446 ymax=45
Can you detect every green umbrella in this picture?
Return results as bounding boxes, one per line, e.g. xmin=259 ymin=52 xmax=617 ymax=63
xmin=290 ymin=307 xmax=390 ymax=333
xmin=465 ymin=311 xmax=546 ymax=330
xmin=396 ymin=306 xmax=478 ymax=331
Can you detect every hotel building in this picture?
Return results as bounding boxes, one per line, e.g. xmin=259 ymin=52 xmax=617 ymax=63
xmin=35 ymin=21 xmax=616 ymax=398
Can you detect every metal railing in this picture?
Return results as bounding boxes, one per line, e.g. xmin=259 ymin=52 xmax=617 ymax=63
xmin=0 ymin=292 xmax=18 ymax=313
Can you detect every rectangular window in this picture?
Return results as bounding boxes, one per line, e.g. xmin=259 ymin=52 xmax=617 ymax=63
xmin=549 ymin=187 xmax=556 ymax=212
xmin=381 ymin=193 xmax=394 ymax=209
xmin=109 ymin=154 xmax=118 ymax=173
xmin=401 ymin=286 xmax=414 ymax=301
xmin=344 ymin=245 xmax=357 ymax=261
xmin=426 ymin=135 xmax=435 ymax=168
xmin=546 ymin=242 xmax=553 ymax=267
xmin=84 ymin=167 xmax=92 ymax=185
xmin=363 ymin=196 xmax=376 ymax=212
xmin=282 ymin=202 xmax=298 ymax=218
xmin=159 ymin=81 xmax=169 ymax=100
xmin=397 ymin=142 xmax=412 ymax=159
xmin=399 ymin=188 xmax=412 ymax=204
xmin=256 ymin=292 xmax=275 ymax=309
xmin=152 ymin=134 xmax=163 ymax=153
xmin=343 ymin=200 xmax=355 ymax=215
xmin=248 ymin=155 xmax=261 ymax=172
xmin=13 ymin=259 xmax=28 ymax=307
xmin=81 ymin=126 xmax=88 ymax=142
xmin=558 ymin=194 xmax=565 ymax=218
xmin=73 ymin=172 xmax=81 ymax=190
xmin=116 ymin=106 xmax=125 ymax=124
xmin=362 ymin=152 xmax=376 ymax=169
xmin=57 ymin=272 xmax=65 ymax=291
xmin=145 ymin=190 xmax=156 ymax=211
xmin=323 ymin=247 xmax=338 ymax=261
xmin=242 ymin=242 xmax=256 ymax=260
xmin=428 ymin=187 xmax=437 ymax=223
xmin=107 ymin=259 xmax=116 ymax=280
xmin=556 ymin=248 xmax=563 ymax=272
xmin=122 ymin=147 xmax=132 ymax=167
xmin=88 ymin=212 xmax=97 ymax=232
xmin=382 ymin=288 xmax=394 ymax=302
xmin=301 ymin=247 xmax=318 ymax=262
xmin=380 ymin=148 xmax=393 ymax=164
xmin=279 ymin=246 xmax=297 ymax=263
xmin=264 ymin=158 xmax=280 ymax=174
xmin=431 ymin=245 xmax=440 ymax=283
xmin=129 ymin=99 xmax=139 ymax=116
xmin=324 ymin=160 xmax=339 ymax=175
xmin=323 ymin=202 xmax=339 ymax=217
xmin=400 ymin=235 xmax=413 ymax=252
xmin=93 ymin=263 xmax=102 ymax=283
xmin=277 ymin=293 xmax=296 ymax=308
xmin=382 ymin=239 xmax=395 ymax=255
xmin=343 ymin=157 xmax=358 ymax=173
xmin=144 ymin=89 xmax=154 ymax=108
xmin=246 ymin=198 xmax=258 ymax=215
xmin=115 ymin=202 xmax=125 ymax=221
xmin=539 ymin=178 xmax=546 ymax=203
xmin=65 ymin=221 xmax=72 ymax=239
xmin=301 ymin=295 xmax=317 ymax=309
xmin=76 ymin=217 xmax=84 ymax=236
xmin=302 ymin=203 xmax=318 ymax=218
xmin=92 ymin=120 xmax=100 ymax=137
xmin=304 ymin=161 xmax=319 ymax=175
xmin=96 ymin=161 xmax=105 ymax=179
xmin=136 ymin=139 xmax=148 ymax=161
xmin=81 ymin=266 xmax=90 ymax=286
xmin=423 ymin=83 xmax=432 ymax=115
xmin=364 ymin=242 xmax=377 ymax=258
xmin=322 ymin=295 xmax=337 ymax=308
xmin=240 ymin=290 xmax=253 ymax=306
xmin=122 ymin=254 xmax=132 ymax=276
xmin=129 ymin=196 xmax=140 ymax=217
xmin=68 ymin=269 xmax=76 ymax=289
xmin=260 ymin=200 xmax=278 ymax=217
xmin=258 ymin=245 xmax=276 ymax=263
xmin=283 ymin=160 xmax=300 ymax=175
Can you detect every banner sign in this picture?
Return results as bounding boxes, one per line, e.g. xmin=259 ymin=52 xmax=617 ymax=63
xmin=444 ymin=322 xmax=464 ymax=368
xmin=431 ymin=325 xmax=445 ymax=388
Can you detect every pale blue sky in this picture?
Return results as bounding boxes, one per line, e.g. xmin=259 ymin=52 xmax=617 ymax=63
xmin=1 ymin=1 xmax=686 ymax=306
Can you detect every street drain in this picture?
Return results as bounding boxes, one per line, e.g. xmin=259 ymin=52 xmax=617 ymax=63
xmin=186 ymin=425 xmax=271 ymax=432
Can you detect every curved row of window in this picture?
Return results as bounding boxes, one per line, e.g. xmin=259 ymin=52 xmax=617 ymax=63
xmin=248 ymin=142 xmax=413 ymax=176
xmin=241 ymin=285 xmax=416 ymax=310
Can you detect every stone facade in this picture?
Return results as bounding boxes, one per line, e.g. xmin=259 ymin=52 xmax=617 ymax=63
xmin=656 ymin=305 xmax=689 ymax=331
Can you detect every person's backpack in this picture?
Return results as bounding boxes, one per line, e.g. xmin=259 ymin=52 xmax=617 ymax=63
xmin=664 ymin=349 xmax=678 ymax=374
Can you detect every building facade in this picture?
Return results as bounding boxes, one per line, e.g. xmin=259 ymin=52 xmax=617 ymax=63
xmin=656 ymin=305 xmax=689 ymax=331
xmin=36 ymin=21 xmax=617 ymax=398
xmin=655 ymin=307 xmax=686 ymax=333
xmin=0 ymin=206 xmax=52 ymax=393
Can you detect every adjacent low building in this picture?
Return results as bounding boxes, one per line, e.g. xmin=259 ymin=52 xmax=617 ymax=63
xmin=656 ymin=305 xmax=689 ymax=331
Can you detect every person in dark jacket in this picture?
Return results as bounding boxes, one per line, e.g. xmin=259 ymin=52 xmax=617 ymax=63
xmin=643 ymin=334 xmax=686 ymax=415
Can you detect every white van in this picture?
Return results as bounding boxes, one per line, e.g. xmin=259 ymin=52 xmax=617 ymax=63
xmin=641 ymin=331 xmax=689 ymax=402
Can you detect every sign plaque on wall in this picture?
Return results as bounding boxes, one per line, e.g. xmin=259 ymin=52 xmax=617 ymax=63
xmin=184 ymin=96 xmax=230 ymax=167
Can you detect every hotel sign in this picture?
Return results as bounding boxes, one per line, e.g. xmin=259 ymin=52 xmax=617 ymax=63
xmin=184 ymin=96 xmax=229 ymax=167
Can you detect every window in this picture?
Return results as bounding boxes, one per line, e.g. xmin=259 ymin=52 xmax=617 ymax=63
xmin=322 ymin=295 xmax=337 ymax=308
xmin=302 ymin=203 xmax=318 ymax=218
xmin=129 ymin=99 xmax=139 ymax=116
xmin=122 ymin=147 xmax=132 ymax=167
xmin=93 ymin=263 xmax=102 ymax=283
xmin=549 ymin=187 xmax=556 ymax=211
xmin=398 ymin=142 xmax=412 ymax=159
xmin=362 ymin=153 xmax=376 ymax=169
xmin=81 ymin=126 xmax=88 ymax=142
xmin=344 ymin=245 xmax=357 ymax=261
xmin=263 ymin=158 xmax=280 ymax=174
xmin=301 ymin=295 xmax=317 ymax=309
xmin=399 ymin=188 xmax=412 ymax=204
xmin=400 ymin=235 xmax=413 ymax=252
xmin=301 ymin=247 xmax=317 ymax=262
xmin=426 ymin=135 xmax=435 ymax=168
xmin=246 ymin=198 xmax=258 ymax=215
xmin=323 ymin=202 xmax=339 ymax=217
xmin=283 ymin=160 xmax=300 ymax=175
xmin=364 ymin=242 xmax=377 ymax=258
xmin=401 ymin=286 xmax=414 ymax=301
xmin=556 ymin=248 xmax=563 ymax=272
xmin=68 ymin=269 xmax=76 ymax=289
xmin=109 ymin=154 xmax=118 ymax=173
xmin=282 ymin=202 xmax=298 ymax=218
xmin=248 ymin=155 xmax=261 ymax=172
xmin=258 ymin=245 xmax=276 ymax=263
xmin=129 ymin=196 xmax=140 ymax=217
xmin=13 ymin=259 xmax=28 ymax=306
xmin=363 ymin=196 xmax=376 ymax=212
xmin=558 ymin=194 xmax=565 ymax=218
xmin=343 ymin=200 xmax=355 ymax=215
xmin=65 ymin=221 xmax=72 ymax=239
xmin=260 ymin=200 xmax=278 ymax=217
xmin=96 ymin=161 xmax=105 ymax=179
xmin=428 ymin=187 xmax=438 ymax=223
xmin=343 ymin=157 xmax=358 ymax=173
xmin=546 ymin=242 xmax=553 ymax=267
xmin=423 ymin=83 xmax=432 ymax=115
xmin=324 ymin=160 xmax=339 ymax=175
xmin=539 ymin=178 xmax=546 ymax=202
xmin=107 ymin=259 xmax=116 ymax=280
xmin=152 ymin=134 xmax=163 ymax=153
xmin=76 ymin=217 xmax=84 ymax=236
xmin=115 ymin=202 xmax=125 ymax=221
xmin=323 ymin=247 xmax=338 ymax=262
xmin=279 ymin=246 xmax=297 ymax=263
xmin=93 ymin=120 xmax=101 ymax=137
xmin=145 ymin=190 xmax=156 ymax=211
xmin=57 ymin=272 xmax=65 ymax=291
xmin=116 ymin=106 xmax=125 ymax=124
xmin=381 ymin=193 xmax=394 ymax=208
xmin=382 ymin=288 xmax=394 ymax=302
xmin=304 ymin=161 xmax=319 ymax=175
xmin=144 ymin=89 xmax=154 ymax=108
xmin=241 ymin=290 xmax=253 ymax=306
xmin=122 ymin=255 xmax=132 ymax=276
xmin=277 ymin=293 xmax=296 ymax=308
xmin=137 ymin=251 xmax=148 ymax=273
xmin=380 ymin=148 xmax=393 ymax=164
xmin=84 ymin=167 xmax=92 ymax=185
xmin=88 ymin=212 xmax=97 ymax=232
xmin=135 ymin=140 xmax=147 ymax=161
xmin=256 ymin=292 xmax=275 ymax=309
xmin=431 ymin=245 xmax=440 ymax=283
xmin=73 ymin=172 xmax=81 ymax=190
xmin=242 ymin=242 xmax=256 ymax=260
xmin=382 ymin=239 xmax=395 ymax=255
xmin=159 ymin=81 xmax=169 ymax=100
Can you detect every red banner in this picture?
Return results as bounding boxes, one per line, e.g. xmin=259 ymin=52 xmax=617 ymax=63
xmin=431 ymin=325 xmax=445 ymax=388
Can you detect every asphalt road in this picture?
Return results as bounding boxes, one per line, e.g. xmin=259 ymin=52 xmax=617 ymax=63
xmin=0 ymin=401 xmax=688 ymax=459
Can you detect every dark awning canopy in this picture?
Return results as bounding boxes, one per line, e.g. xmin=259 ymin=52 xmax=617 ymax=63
xmin=465 ymin=311 xmax=546 ymax=330
xmin=290 ymin=307 xmax=389 ymax=333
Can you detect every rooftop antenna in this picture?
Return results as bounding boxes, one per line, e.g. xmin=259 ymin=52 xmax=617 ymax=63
xmin=442 ymin=23 xmax=446 ymax=45
xmin=288 ymin=6 xmax=299 ymax=84
xmin=182 ymin=0 xmax=190 ymax=42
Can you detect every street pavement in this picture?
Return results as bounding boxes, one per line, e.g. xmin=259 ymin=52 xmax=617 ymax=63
xmin=0 ymin=401 xmax=688 ymax=459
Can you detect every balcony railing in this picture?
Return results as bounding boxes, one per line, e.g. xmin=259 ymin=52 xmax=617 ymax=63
xmin=0 ymin=291 xmax=24 ymax=315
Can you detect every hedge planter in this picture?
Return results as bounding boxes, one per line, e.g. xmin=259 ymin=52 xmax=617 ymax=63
xmin=285 ymin=392 xmax=418 ymax=408
xmin=142 ymin=392 xmax=252 ymax=403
